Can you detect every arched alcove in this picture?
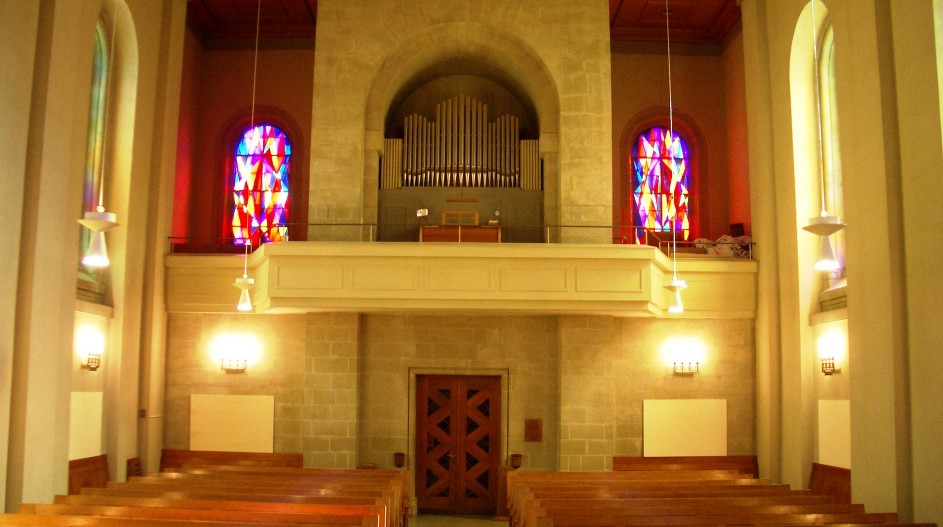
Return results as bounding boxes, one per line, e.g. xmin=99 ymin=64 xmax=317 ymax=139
xmin=362 ymin=22 xmax=560 ymax=240
xmin=616 ymin=107 xmax=710 ymax=244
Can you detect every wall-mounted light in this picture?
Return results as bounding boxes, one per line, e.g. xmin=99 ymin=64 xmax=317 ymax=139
xmin=661 ymin=336 xmax=706 ymax=377
xmin=820 ymin=356 xmax=839 ymax=375
xmin=221 ymin=354 xmax=248 ymax=374
xmin=416 ymin=208 xmax=429 ymax=218
xmin=76 ymin=324 xmax=105 ymax=372
xmin=816 ymin=325 xmax=846 ymax=376
xmin=211 ymin=332 xmax=262 ymax=374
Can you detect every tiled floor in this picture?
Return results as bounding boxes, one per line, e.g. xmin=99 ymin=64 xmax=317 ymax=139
xmin=412 ymin=514 xmax=509 ymax=527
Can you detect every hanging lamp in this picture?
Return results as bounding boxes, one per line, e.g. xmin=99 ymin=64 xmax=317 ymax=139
xmin=233 ymin=0 xmax=263 ymax=312
xmin=801 ymin=0 xmax=844 ymax=272
xmin=78 ymin=8 xmax=120 ymax=267
xmin=661 ymin=0 xmax=687 ymax=314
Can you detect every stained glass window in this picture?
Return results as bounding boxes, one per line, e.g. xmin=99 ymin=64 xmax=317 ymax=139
xmin=630 ymin=126 xmax=691 ymax=243
xmin=232 ymin=124 xmax=291 ymax=245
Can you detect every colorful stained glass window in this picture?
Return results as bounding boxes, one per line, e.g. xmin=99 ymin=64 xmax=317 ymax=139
xmin=630 ymin=126 xmax=691 ymax=243
xmin=232 ymin=124 xmax=291 ymax=245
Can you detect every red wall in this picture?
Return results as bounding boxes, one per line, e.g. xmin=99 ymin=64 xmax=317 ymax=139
xmin=173 ymin=31 xmax=314 ymax=249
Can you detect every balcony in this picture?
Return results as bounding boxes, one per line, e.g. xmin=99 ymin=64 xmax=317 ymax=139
xmin=165 ymin=225 xmax=757 ymax=318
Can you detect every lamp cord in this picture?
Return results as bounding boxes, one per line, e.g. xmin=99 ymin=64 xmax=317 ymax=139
xmin=811 ymin=0 xmax=828 ymax=216
xmin=250 ymin=0 xmax=261 ymax=130
xmin=665 ymin=0 xmax=678 ymax=280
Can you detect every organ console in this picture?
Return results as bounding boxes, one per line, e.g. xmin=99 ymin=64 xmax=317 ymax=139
xmin=381 ymin=95 xmax=541 ymax=190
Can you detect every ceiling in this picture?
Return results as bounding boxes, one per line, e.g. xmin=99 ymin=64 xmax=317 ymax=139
xmin=186 ymin=0 xmax=740 ymax=46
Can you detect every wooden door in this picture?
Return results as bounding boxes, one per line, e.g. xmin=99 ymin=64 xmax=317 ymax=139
xmin=415 ymin=375 xmax=501 ymax=514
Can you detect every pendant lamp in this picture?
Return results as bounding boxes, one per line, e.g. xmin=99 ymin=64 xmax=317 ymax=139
xmin=802 ymin=0 xmax=844 ymax=271
xmin=661 ymin=0 xmax=686 ymax=314
xmin=233 ymin=0 xmax=263 ymax=312
xmin=79 ymin=9 xmax=120 ymax=267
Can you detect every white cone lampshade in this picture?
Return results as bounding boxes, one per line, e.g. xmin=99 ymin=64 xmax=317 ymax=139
xmin=78 ymin=208 xmax=119 ymax=268
xmin=664 ymin=277 xmax=688 ymax=314
xmin=813 ymin=235 xmax=841 ymax=272
xmin=234 ymin=275 xmax=254 ymax=312
xmin=82 ymin=231 xmax=110 ymax=267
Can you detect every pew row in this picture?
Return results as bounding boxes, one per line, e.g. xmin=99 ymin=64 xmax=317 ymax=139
xmin=507 ymin=469 xmax=937 ymax=527
xmin=158 ymin=449 xmax=303 ymax=471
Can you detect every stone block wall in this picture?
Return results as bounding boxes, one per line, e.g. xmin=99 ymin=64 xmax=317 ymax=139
xmin=303 ymin=313 xmax=360 ymax=468
xmin=357 ymin=314 xmax=560 ymax=472
xmin=163 ymin=313 xmax=307 ymax=454
xmin=559 ymin=316 xmax=756 ymax=469
xmin=164 ymin=312 xmax=754 ymax=472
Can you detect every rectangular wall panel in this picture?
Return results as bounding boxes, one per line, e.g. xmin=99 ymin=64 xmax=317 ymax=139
xmin=643 ymin=399 xmax=727 ymax=456
xmin=190 ymin=394 xmax=274 ymax=453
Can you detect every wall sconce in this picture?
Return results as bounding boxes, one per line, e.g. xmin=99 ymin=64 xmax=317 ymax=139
xmin=816 ymin=326 xmax=846 ymax=376
xmin=76 ymin=324 xmax=105 ymax=372
xmin=415 ymin=208 xmax=429 ymax=218
xmin=221 ymin=355 xmax=248 ymax=374
xmin=661 ymin=337 xmax=706 ymax=377
xmin=821 ymin=357 xmax=840 ymax=375
xmin=85 ymin=352 xmax=102 ymax=371
xmin=211 ymin=333 xmax=261 ymax=374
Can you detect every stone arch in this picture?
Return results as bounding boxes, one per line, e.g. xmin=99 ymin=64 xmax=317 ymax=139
xmin=362 ymin=22 xmax=560 ymax=225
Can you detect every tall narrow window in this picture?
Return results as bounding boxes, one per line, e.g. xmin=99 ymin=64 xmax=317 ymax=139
xmin=630 ymin=126 xmax=691 ymax=244
xmin=819 ymin=26 xmax=845 ymax=281
xmin=231 ymin=124 xmax=291 ymax=245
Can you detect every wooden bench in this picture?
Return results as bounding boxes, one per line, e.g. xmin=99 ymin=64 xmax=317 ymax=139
xmin=77 ymin=476 xmax=403 ymax=527
xmin=68 ymin=455 xmax=110 ymax=495
xmin=154 ymin=466 xmax=409 ymax=526
xmin=21 ymin=502 xmax=382 ymax=526
xmin=158 ymin=449 xmax=303 ymax=471
xmin=613 ymin=455 xmax=759 ymax=478
xmin=506 ymin=466 xmax=936 ymax=527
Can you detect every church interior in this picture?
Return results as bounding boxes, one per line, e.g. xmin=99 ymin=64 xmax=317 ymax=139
xmin=2 ymin=0 xmax=942 ymax=524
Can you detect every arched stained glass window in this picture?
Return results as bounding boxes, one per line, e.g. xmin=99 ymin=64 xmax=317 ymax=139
xmin=630 ymin=126 xmax=691 ymax=243
xmin=232 ymin=124 xmax=291 ymax=245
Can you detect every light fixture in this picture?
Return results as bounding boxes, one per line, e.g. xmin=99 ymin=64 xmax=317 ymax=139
xmin=802 ymin=0 xmax=844 ymax=271
xmin=76 ymin=324 xmax=106 ymax=371
xmin=673 ymin=362 xmax=698 ymax=376
xmin=86 ymin=352 xmax=102 ymax=371
xmin=78 ymin=8 xmax=120 ymax=267
xmin=416 ymin=208 xmax=429 ymax=218
xmin=234 ymin=233 xmax=254 ymax=312
xmin=820 ymin=356 xmax=839 ymax=375
xmin=210 ymin=333 xmax=261 ymax=374
xmin=233 ymin=0 xmax=262 ymax=312
xmin=221 ymin=355 xmax=248 ymax=374
xmin=661 ymin=1 xmax=686 ymax=314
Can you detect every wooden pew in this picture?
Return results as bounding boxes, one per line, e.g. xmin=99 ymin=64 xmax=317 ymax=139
xmin=612 ymin=455 xmax=759 ymax=478
xmin=158 ymin=449 xmax=303 ymax=471
xmin=77 ymin=484 xmax=399 ymax=527
xmin=0 ymin=514 xmax=359 ymax=526
xmin=506 ymin=468 xmax=936 ymax=527
xmin=21 ymin=502 xmax=381 ymax=526
xmin=68 ymin=455 xmax=110 ymax=495
xmin=158 ymin=465 xmax=410 ymax=525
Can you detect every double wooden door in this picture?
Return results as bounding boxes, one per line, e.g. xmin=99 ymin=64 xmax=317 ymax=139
xmin=415 ymin=375 xmax=501 ymax=514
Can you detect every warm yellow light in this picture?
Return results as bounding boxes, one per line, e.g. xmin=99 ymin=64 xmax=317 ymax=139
xmin=660 ymin=336 xmax=707 ymax=370
xmin=210 ymin=333 xmax=263 ymax=373
xmin=75 ymin=324 xmax=105 ymax=370
xmin=816 ymin=326 xmax=847 ymax=374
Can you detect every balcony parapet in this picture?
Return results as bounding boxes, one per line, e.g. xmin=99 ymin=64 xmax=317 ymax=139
xmin=165 ymin=241 xmax=757 ymax=318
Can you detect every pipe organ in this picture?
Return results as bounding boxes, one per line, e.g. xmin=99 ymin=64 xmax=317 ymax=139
xmin=381 ymin=96 xmax=541 ymax=190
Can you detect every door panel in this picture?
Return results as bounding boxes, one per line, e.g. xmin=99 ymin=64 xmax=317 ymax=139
xmin=416 ymin=375 xmax=501 ymax=514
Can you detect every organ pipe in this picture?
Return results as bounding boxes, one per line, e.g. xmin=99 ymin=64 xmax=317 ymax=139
xmin=380 ymin=96 xmax=541 ymax=189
